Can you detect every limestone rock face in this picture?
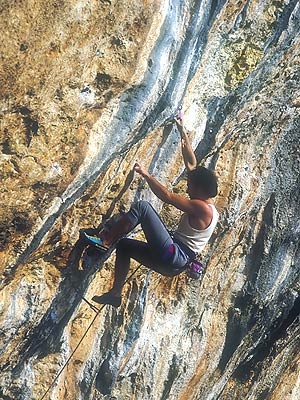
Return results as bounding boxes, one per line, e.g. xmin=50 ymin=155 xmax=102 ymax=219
xmin=0 ymin=1 xmax=299 ymax=399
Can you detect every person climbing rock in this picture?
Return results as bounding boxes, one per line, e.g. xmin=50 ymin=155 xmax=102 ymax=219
xmin=89 ymin=115 xmax=219 ymax=307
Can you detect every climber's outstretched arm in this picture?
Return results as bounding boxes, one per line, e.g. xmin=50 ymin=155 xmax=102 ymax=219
xmin=134 ymin=162 xmax=208 ymax=218
xmin=174 ymin=117 xmax=197 ymax=172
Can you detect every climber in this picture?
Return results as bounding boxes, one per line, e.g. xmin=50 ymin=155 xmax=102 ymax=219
xmin=87 ymin=115 xmax=219 ymax=307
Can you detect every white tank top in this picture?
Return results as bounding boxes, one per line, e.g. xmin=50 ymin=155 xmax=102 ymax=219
xmin=173 ymin=204 xmax=219 ymax=255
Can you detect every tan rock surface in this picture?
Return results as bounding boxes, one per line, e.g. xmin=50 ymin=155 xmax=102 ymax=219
xmin=0 ymin=1 xmax=299 ymax=399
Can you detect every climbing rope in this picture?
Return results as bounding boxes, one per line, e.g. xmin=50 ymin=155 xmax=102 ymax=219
xmin=40 ymin=263 xmax=142 ymax=400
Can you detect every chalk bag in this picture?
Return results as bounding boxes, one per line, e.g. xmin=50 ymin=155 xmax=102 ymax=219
xmin=186 ymin=261 xmax=204 ymax=280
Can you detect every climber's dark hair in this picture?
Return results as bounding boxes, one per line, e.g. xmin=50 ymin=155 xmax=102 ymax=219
xmin=188 ymin=166 xmax=218 ymax=198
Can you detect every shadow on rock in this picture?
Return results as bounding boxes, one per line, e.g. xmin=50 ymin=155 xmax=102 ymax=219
xmin=11 ymin=234 xmax=114 ymax=376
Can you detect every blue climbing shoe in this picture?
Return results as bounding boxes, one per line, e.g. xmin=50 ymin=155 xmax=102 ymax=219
xmin=82 ymin=232 xmax=109 ymax=252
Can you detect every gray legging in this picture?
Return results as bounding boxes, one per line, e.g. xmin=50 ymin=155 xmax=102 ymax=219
xmin=115 ymin=200 xmax=191 ymax=280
